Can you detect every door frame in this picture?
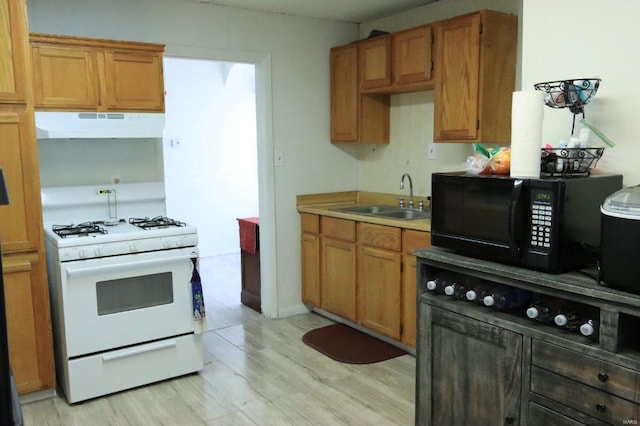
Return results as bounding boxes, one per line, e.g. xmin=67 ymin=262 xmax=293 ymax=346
xmin=164 ymin=45 xmax=277 ymax=318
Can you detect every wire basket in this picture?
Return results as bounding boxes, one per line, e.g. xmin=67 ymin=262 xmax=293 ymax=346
xmin=534 ymin=78 xmax=601 ymax=134
xmin=540 ymin=147 xmax=604 ymax=176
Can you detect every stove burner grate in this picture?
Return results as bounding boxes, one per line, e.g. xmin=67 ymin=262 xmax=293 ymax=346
xmin=129 ymin=216 xmax=186 ymax=230
xmin=53 ymin=222 xmax=108 ymax=238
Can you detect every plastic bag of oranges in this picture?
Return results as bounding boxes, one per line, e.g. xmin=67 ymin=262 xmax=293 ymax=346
xmin=465 ymin=144 xmax=511 ymax=175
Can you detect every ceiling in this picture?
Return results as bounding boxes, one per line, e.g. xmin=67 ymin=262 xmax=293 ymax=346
xmin=189 ymin=0 xmax=440 ymax=23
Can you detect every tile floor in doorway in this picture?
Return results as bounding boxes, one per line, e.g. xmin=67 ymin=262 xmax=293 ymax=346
xmin=21 ymin=254 xmax=416 ymax=425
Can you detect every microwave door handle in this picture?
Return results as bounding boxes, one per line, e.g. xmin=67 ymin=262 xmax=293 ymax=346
xmin=508 ymin=179 xmax=524 ymax=255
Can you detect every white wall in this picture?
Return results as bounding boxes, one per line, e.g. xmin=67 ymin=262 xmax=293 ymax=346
xmin=38 ymin=138 xmax=163 ymax=187
xmin=27 ymin=0 xmax=359 ymax=318
xmin=163 ymin=58 xmax=259 ymax=257
xmin=522 ymin=0 xmax=639 ymax=186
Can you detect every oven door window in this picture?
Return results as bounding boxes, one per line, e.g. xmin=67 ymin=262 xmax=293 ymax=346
xmin=96 ymin=272 xmax=173 ymax=315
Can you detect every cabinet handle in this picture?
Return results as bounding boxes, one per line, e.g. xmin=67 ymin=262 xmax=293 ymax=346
xmin=504 ymin=416 xmax=515 ymax=425
xmin=596 ymin=403 xmax=607 ymax=413
xmin=598 ymin=372 xmax=609 ymax=382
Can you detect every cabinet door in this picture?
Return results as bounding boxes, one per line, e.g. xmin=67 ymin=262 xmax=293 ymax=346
xmin=357 ymin=245 xmax=401 ymax=339
xmin=321 ymin=236 xmax=356 ymax=321
xmin=0 ymin=108 xmax=42 ymax=252
xmin=31 ymin=45 xmax=99 ymax=109
xmin=418 ymin=306 xmax=522 ymax=425
xmin=0 ymin=0 xmax=29 ymax=103
xmin=3 ymin=252 xmax=55 ymax=394
xmin=359 ymin=36 xmax=391 ymax=91
xmin=301 ymin=232 xmax=320 ymax=307
xmin=330 ymin=45 xmax=358 ymax=142
xmin=434 ymin=13 xmax=481 ymax=142
xmin=392 ymin=25 xmax=432 ymax=87
xmin=402 ymin=230 xmax=430 ymax=347
xmin=103 ymin=51 xmax=165 ymax=111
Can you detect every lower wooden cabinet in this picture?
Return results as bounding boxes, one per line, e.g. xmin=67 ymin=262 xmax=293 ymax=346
xmin=402 ymin=229 xmax=429 ymax=346
xmin=300 ymin=212 xmax=429 ymax=347
xmin=418 ymin=306 xmax=522 ymax=425
xmin=300 ymin=214 xmax=320 ymax=306
xmin=357 ymin=223 xmax=402 ymax=339
xmin=320 ymin=217 xmax=357 ymax=321
xmin=321 ymin=236 xmax=357 ymax=322
xmin=2 ymin=251 xmax=55 ymax=394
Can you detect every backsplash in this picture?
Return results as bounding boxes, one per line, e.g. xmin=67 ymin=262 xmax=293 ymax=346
xmin=38 ymin=138 xmax=164 ymax=187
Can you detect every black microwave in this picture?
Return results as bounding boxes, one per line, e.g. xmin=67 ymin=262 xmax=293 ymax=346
xmin=430 ymin=172 xmax=623 ymax=273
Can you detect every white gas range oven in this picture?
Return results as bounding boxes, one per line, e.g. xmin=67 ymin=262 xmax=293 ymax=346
xmin=41 ymin=182 xmax=204 ymax=403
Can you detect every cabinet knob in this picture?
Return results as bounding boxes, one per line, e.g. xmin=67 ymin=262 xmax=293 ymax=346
xmin=596 ymin=403 xmax=607 ymax=413
xmin=598 ymin=372 xmax=609 ymax=382
xmin=504 ymin=416 xmax=515 ymax=425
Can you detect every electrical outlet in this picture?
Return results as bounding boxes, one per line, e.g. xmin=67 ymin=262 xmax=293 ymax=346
xmin=428 ymin=142 xmax=437 ymax=160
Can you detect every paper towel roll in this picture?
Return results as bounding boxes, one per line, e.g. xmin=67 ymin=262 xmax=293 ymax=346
xmin=510 ymin=90 xmax=546 ymax=178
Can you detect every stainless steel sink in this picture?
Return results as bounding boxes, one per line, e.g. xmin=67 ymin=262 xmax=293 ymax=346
xmin=332 ymin=205 xmax=399 ymax=215
xmin=330 ymin=205 xmax=430 ymax=220
xmin=374 ymin=209 xmax=431 ymax=220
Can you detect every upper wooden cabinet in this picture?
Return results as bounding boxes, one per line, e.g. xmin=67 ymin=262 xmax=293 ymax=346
xmin=30 ymin=33 xmax=165 ymax=112
xmin=358 ymin=35 xmax=392 ymax=91
xmin=392 ymin=25 xmax=433 ymax=91
xmin=433 ymin=10 xmax=517 ymax=143
xmin=0 ymin=0 xmax=29 ymax=103
xmin=330 ymin=44 xmax=389 ymax=144
xmin=30 ymin=44 xmax=99 ymax=109
xmin=359 ymin=26 xmax=434 ymax=95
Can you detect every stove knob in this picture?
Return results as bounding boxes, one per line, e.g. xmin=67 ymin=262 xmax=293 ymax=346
xmin=78 ymin=249 xmax=87 ymax=259
xmin=94 ymin=247 xmax=104 ymax=257
xmin=129 ymin=243 xmax=139 ymax=252
xmin=162 ymin=240 xmax=171 ymax=249
xmin=176 ymin=237 xmax=185 ymax=247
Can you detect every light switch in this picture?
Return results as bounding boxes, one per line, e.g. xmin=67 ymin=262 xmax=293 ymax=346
xmin=275 ymin=150 xmax=284 ymax=167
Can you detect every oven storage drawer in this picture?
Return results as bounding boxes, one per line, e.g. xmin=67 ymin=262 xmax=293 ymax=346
xmin=63 ymin=334 xmax=203 ymax=403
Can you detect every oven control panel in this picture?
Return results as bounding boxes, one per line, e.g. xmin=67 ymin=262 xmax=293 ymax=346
xmin=56 ymin=234 xmax=198 ymax=262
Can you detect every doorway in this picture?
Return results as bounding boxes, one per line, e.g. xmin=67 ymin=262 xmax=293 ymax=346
xmin=163 ymin=55 xmax=266 ymax=327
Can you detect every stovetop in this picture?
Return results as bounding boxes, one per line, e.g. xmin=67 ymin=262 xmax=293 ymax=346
xmin=51 ymin=216 xmax=187 ymax=239
xmin=44 ymin=215 xmax=198 ymax=253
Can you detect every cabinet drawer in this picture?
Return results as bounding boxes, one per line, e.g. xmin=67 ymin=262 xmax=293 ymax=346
xmin=300 ymin=213 xmax=319 ymax=234
xmin=528 ymin=402 xmax=587 ymax=426
xmin=402 ymin=229 xmax=430 ymax=255
xmin=531 ymin=366 xmax=640 ymax=424
xmin=321 ymin=217 xmax=355 ymax=241
xmin=359 ymin=223 xmax=401 ymax=251
xmin=532 ymin=340 xmax=639 ymax=402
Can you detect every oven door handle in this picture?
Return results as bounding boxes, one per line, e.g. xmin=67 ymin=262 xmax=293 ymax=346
xmin=102 ymin=340 xmax=178 ymax=362
xmin=65 ymin=255 xmax=196 ymax=278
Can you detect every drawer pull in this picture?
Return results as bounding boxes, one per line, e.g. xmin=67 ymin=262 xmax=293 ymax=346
xmin=504 ymin=416 xmax=515 ymax=425
xmin=598 ymin=372 xmax=609 ymax=382
xmin=596 ymin=403 xmax=607 ymax=413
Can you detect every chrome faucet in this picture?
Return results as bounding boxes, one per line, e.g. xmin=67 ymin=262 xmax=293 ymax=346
xmin=400 ymin=173 xmax=414 ymax=208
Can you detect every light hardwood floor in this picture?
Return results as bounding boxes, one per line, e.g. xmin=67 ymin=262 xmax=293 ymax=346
xmin=21 ymin=254 xmax=416 ymax=425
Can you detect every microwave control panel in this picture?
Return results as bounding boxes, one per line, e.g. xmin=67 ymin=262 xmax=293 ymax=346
xmin=530 ymin=189 xmax=553 ymax=252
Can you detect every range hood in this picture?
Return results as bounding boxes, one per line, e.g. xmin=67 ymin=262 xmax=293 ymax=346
xmin=35 ymin=112 xmax=165 ymax=139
